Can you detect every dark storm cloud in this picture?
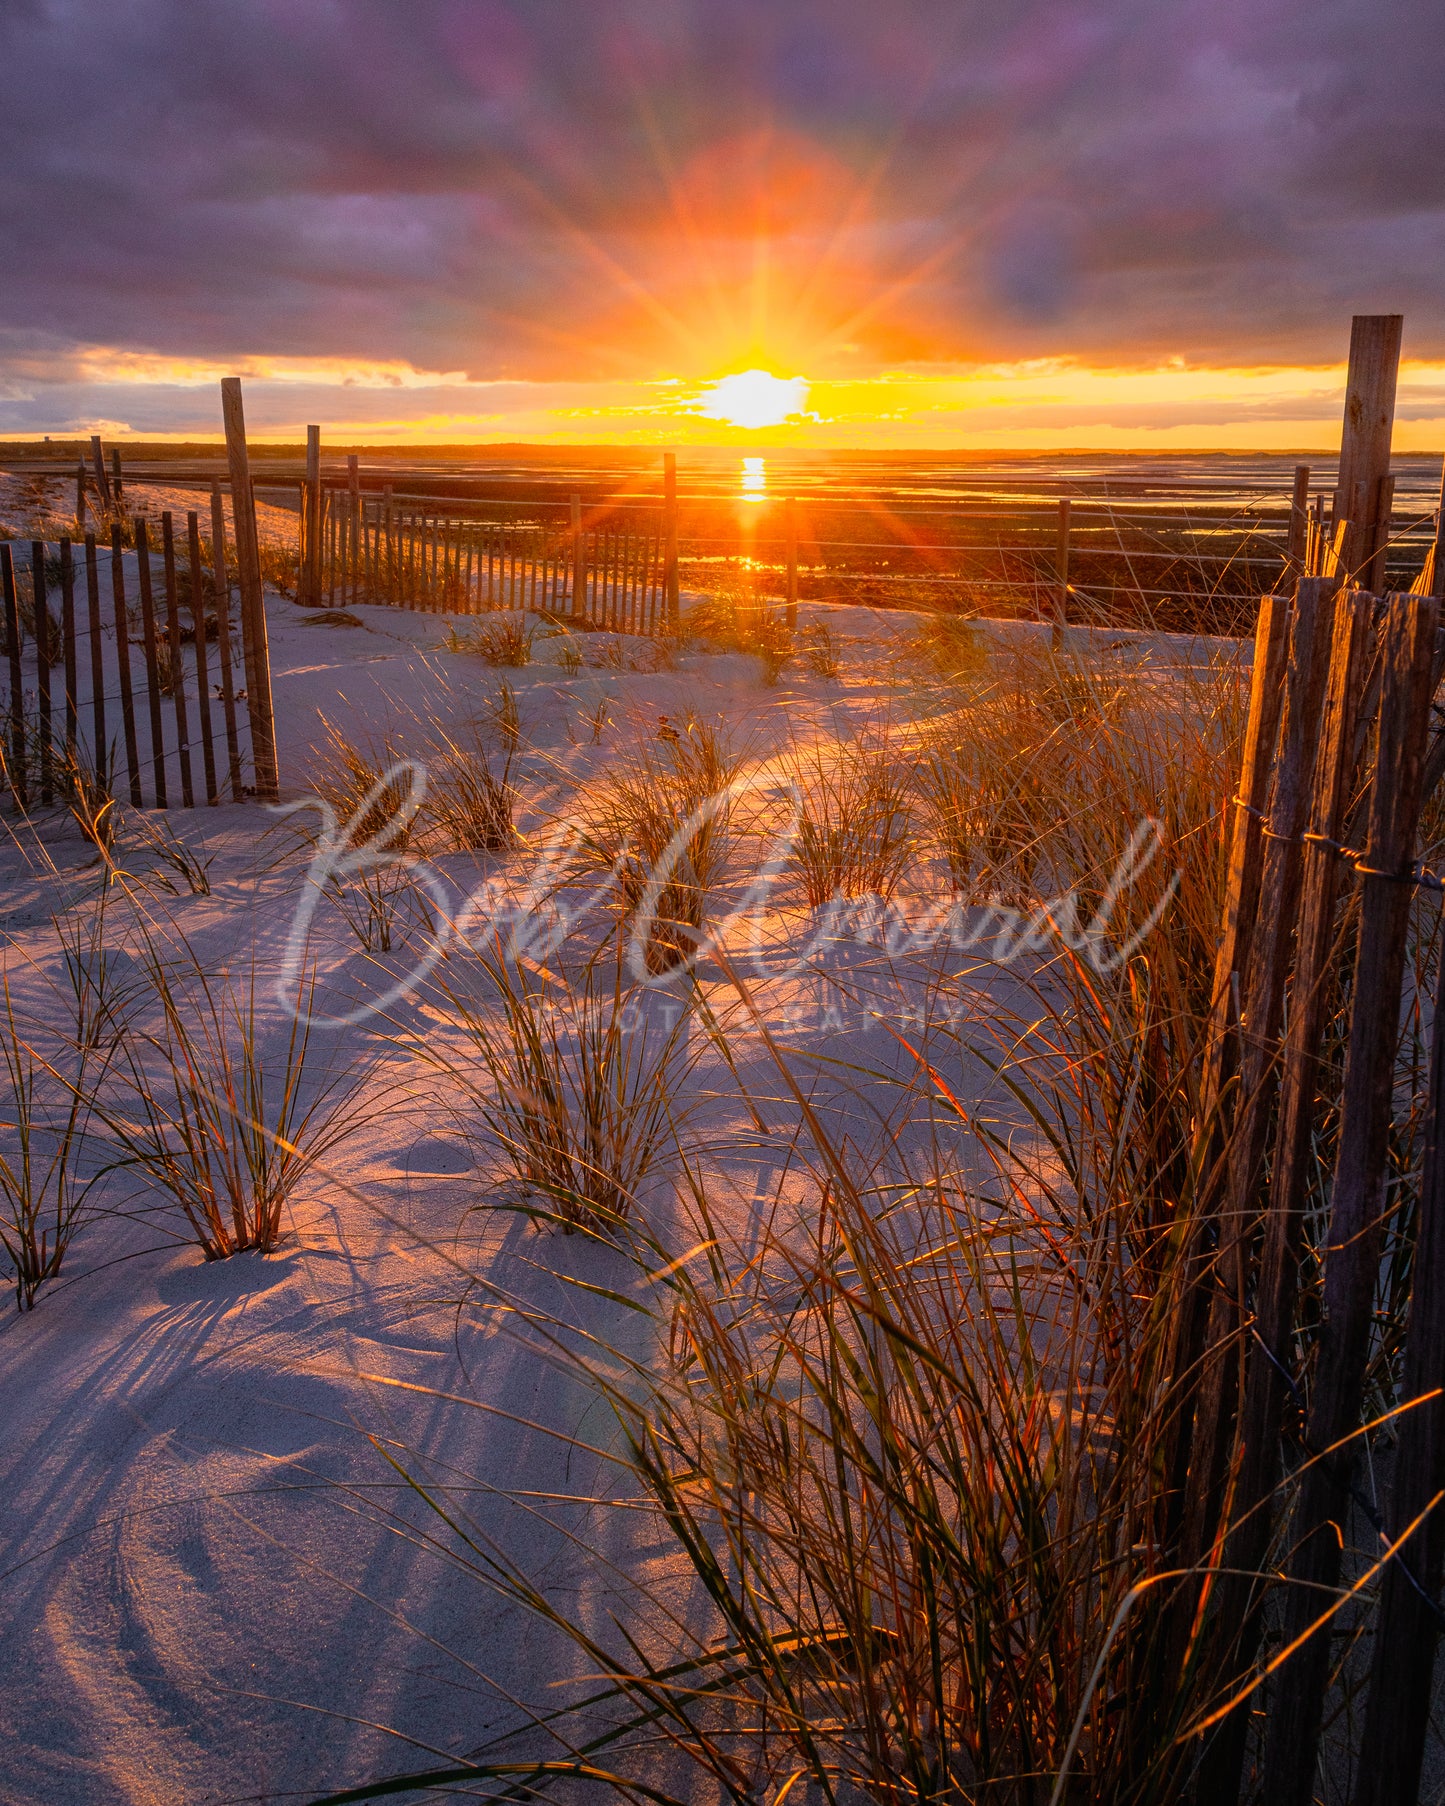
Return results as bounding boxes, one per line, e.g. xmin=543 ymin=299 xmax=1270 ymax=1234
xmin=0 ymin=0 xmax=1441 ymax=382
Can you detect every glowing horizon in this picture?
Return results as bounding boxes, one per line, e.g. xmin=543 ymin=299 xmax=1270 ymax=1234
xmin=12 ymin=348 xmax=1445 ymax=452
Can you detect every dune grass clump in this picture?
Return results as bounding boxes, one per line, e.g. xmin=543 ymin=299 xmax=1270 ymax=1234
xmin=445 ymin=616 xmax=534 ymax=667
xmin=101 ymin=932 xmax=365 ymax=1259
xmin=684 ymin=589 xmax=794 ymax=683
xmin=916 ymin=644 xmax=1239 ymax=930
xmin=799 ymin=619 xmax=842 ymax=678
xmin=411 ymin=949 xmax=695 ymax=1235
xmin=309 ymin=714 xmax=414 ymax=853
xmin=783 ymin=729 xmax=915 ymax=908
xmin=912 ymin=608 xmax=986 ymax=676
xmin=0 ymin=980 xmax=102 ymax=1309
xmin=580 ymin=713 xmax=740 ymax=975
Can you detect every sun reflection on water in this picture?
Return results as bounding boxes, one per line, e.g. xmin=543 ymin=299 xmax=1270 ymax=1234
xmin=740 ymin=456 xmax=767 ymax=503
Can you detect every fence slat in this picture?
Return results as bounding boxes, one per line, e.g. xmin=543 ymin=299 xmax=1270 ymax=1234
xmin=111 ymin=525 xmax=142 ymax=808
xmin=32 ymin=543 xmax=53 ymax=807
xmin=133 ymin=521 xmax=167 ymax=808
xmin=209 ymin=484 xmax=244 ymax=802
xmin=220 ymin=378 xmax=279 ymax=803
xmin=84 ymin=534 xmax=104 ymax=776
xmin=60 ymin=540 xmax=77 ymax=757
xmin=1262 ymin=588 xmax=1442 ymax=1806
xmin=187 ymin=512 xmax=219 ymax=805
xmin=162 ymin=514 xmax=194 ymax=808
xmin=1354 ymin=918 xmax=1445 ymax=1804
xmin=1 ymin=544 xmax=26 ymax=810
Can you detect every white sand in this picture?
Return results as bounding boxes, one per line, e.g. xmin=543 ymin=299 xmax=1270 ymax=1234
xmin=0 ymin=591 xmax=1243 ymax=1803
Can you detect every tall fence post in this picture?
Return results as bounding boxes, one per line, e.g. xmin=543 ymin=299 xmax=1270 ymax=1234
xmin=1262 ymin=587 xmax=1442 ymax=1806
xmin=220 ymin=377 xmax=280 ymax=802
xmin=75 ymin=460 xmax=87 ymax=533
xmin=1053 ymin=498 xmax=1070 ymax=649
xmin=302 ymin=424 xmax=321 ymax=607
xmin=347 ymin=453 xmax=361 ymax=605
xmin=89 ymin=435 xmax=112 ymax=512
xmin=571 ymin=493 xmax=585 ymax=621
xmin=663 ymin=452 xmax=680 ymax=630
xmin=1287 ymin=464 xmax=1311 ymax=578
xmin=110 ymin=449 xmax=125 ymax=520
xmin=1333 ymin=314 xmax=1402 ymax=586
xmin=785 ymin=495 xmax=798 ymax=631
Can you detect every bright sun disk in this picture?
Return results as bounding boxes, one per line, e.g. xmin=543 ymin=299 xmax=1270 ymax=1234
xmin=699 ymin=368 xmax=809 ymax=429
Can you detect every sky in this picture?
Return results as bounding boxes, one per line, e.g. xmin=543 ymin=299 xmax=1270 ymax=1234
xmin=1 ymin=0 xmax=1443 ymax=448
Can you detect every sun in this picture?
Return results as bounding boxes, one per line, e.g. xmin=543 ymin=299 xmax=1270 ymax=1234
xmin=698 ymin=368 xmax=809 ymax=429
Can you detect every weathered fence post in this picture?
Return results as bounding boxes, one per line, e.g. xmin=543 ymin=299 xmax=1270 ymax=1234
xmin=1053 ymin=497 xmax=1070 ymax=649
xmin=1332 ymin=314 xmax=1402 ymax=587
xmin=1160 ymin=593 xmax=1291 ymax=1569
xmin=1262 ymin=587 xmax=1441 ymax=1806
xmin=89 ymin=435 xmax=112 ymax=513
xmin=1287 ymin=465 xmax=1311 ymax=578
xmin=220 ymin=377 xmax=280 ymax=802
xmin=663 ymin=452 xmax=680 ymax=629
xmin=75 ymin=460 xmax=87 ymax=533
xmin=785 ymin=496 xmax=799 ymax=632
xmin=303 ymin=424 xmax=321 ymax=607
xmin=571 ymin=493 xmax=585 ymax=620
xmin=1193 ymin=585 xmax=1369 ymax=1803
xmin=347 ymin=453 xmax=361 ymax=604
xmin=110 ymin=449 xmax=125 ymax=520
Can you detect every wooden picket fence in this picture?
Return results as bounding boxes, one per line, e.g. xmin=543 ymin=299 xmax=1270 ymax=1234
xmin=0 ymin=499 xmax=273 ymax=815
xmin=1151 ymin=565 xmax=1445 ymax=1803
xmin=312 ymin=484 xmax=670 ymax=634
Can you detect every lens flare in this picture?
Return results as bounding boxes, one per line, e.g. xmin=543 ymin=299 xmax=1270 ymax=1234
xmin=699 ymin=369 xmax=809 ymax=429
